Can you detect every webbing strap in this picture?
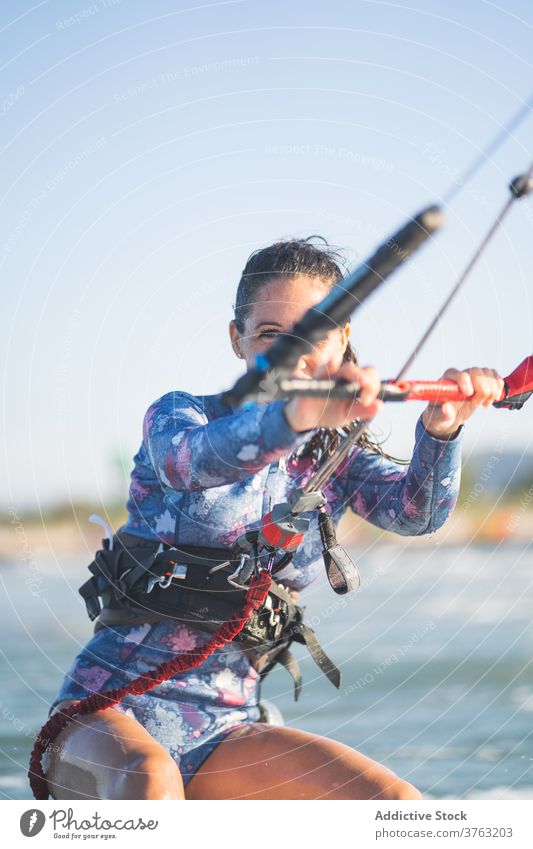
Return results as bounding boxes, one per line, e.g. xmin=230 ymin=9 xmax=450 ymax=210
xmin=293 ymin=623 xmax=341 ymax=690
xmin=274 ymin=648 xmax=303 ymax=701
xmin=258 ymin=624 xmax=341 ymax=701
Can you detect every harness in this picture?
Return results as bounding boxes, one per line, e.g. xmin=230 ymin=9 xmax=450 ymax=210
xmin=79 ymin=530 xmax=341 ymax=701
xmin=29 ymin=455 xmax=364 ymax=800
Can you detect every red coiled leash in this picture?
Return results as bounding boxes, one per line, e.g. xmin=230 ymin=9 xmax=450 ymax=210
xmin=28 ymin=570 xmax=271 ymax=800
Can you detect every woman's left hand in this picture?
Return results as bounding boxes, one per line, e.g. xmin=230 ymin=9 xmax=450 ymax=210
xmin=421 ymin=367 xmax=505 ymax=439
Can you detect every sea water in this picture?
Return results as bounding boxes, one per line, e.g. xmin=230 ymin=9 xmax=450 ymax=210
xmin=1 ymin=542 xmax=532 ymax=799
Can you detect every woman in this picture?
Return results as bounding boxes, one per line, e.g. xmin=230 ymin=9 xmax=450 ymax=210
xmin=44 ymin=238 xmax=503 ymax=800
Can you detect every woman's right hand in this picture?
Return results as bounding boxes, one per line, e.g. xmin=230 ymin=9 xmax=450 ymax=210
xmin=283 ymin=356 xmax=383 ymax=432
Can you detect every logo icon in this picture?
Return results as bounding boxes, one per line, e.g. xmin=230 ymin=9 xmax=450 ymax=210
xmin=20 ymin=809 xmax=46 ymax=837
xmin=258 ymin=368 xmax=282 ymax=400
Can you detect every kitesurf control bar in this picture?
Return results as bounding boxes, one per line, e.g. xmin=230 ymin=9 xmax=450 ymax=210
xmin=272 ymin=354 xmax=533 ymax=410
xmin=300 ymin=167 xmax=533 ymax=495
xmin=222 ymin=206 xmax=445 ymax=406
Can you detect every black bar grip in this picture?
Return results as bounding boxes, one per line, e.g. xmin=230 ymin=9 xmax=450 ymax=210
xmin=276 ymin=377 xmax=410 ymax=402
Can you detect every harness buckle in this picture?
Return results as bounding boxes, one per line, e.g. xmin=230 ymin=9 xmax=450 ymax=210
xmin=145 ymin=544 xmax=189 ymax=593
xmin=158 ymin=562 xmax=188 ymax=589
xmin=263 ymin=595 xmax=281 ymax=628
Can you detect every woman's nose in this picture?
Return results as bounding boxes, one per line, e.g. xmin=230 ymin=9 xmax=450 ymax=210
xmin=294 ymin=354 xmax=319 ymax=377
xmin=296 ymin=356 xmax=309 ymax=374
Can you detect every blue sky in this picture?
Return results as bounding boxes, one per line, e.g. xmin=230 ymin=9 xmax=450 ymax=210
xmin=2 ymin=0 xmax=532 ymax=511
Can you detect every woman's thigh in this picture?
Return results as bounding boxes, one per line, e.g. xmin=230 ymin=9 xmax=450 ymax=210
xmin=44 ymin=700 xmax=186 ymax=800
xmin=185 ymin=723 xmax=422 ymax=800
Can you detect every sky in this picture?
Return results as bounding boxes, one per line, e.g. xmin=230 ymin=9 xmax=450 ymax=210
xmin=1 ymin=0 xmax=533 ymax=512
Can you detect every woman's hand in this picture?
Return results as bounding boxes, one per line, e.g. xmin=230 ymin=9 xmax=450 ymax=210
xmin=422 ymin=367 xmax=505 ymax=439
xmin=284 ymin=355 xmax=383 ymax=432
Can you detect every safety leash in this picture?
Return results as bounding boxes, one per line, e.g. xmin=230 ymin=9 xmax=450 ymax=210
xmin=28 ymin=570 xmax=271 ymax=800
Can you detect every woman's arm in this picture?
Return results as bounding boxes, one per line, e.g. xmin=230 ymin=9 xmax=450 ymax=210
xmin=333 ymin=416 xmax=463 ymax=536
xmin=145 ymin=361 xmax=382 ymax=493
xmin=329 ymin=366 xmax=504 ymax=536
xmin=143 ymin=391 xmax=314 ymax=491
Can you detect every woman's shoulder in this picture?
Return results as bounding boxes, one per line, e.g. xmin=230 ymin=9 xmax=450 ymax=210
xmin=143 ymin=389 xmax=229 ymax=428
xmin=146 ymin=389 xmax=204 ymax=412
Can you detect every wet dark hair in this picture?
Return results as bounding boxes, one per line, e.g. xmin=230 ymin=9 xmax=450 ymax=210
xmin=234 ymin=235 xmax=348 ymax=333
xmin=234 ymin=236 xmax=387 ymax=464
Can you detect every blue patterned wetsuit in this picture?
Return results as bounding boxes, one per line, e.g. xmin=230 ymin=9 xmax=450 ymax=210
xmin=49 ymin=391 xmax=462 ymax=786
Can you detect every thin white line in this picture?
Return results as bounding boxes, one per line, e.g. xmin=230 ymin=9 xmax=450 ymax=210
xmin=0 ymin=32 xmax=51 ymax=75
xmin=30 ymin=0 xmax=249 ymax=85
xmin=0 ymin=0 xmax=50 ymax=36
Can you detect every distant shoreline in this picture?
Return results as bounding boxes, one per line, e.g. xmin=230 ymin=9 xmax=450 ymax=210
xmin=2 ymin=502 xmax=532 ymax=562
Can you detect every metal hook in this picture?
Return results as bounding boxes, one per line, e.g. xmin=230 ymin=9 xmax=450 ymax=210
xmin=227 ymin=553 xmax=255 ymax=589
xmin=208 ymin=559 xmax=231 ymax=575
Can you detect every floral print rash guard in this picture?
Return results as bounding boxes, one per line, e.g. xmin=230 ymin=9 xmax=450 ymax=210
xmin=50 ymin=390 xmax=462 ymax=785
xmin=121 ymin=391 xmax=462 ymax=587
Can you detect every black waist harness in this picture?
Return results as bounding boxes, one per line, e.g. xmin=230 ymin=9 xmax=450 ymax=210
xmin=79 ymin=532 xmax=341 ymax=700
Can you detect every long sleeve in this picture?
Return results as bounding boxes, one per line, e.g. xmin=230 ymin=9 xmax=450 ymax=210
xmin=143 ymin=391 xmax=314 ymax=491
xmin=332 ymin=416 xmax=463 ymax=535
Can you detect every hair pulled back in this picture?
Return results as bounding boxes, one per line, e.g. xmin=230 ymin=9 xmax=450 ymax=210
xmin=234 ymin=236 xmax=348 ymax=330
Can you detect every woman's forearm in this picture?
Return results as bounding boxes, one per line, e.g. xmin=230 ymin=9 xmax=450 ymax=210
xmin=333 ymin=416 xmax=463 ymax=536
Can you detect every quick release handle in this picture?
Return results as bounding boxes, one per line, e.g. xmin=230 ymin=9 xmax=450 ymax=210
xmin=223 ymin=206 xmax=444 ymax=405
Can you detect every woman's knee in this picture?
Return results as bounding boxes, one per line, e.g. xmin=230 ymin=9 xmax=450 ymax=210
xmin=377 ymin=777 xmax=423 ymax=801
xmin=397 ymin=780 xmax=423 ymax=800
xmin=108 ymin=750 xmax=185 ymax=800
xmin=44 ymin=702 xmax=185 ymax=800
xmin=47 ymin=751 xmax=183 ymax=800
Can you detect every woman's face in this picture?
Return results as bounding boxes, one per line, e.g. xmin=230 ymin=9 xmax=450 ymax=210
xmin=229 ymin=274 xmax=350 ymax=377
